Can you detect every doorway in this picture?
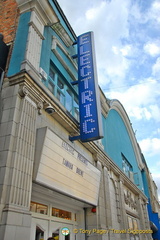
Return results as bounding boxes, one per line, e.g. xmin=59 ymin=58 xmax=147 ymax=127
xmin=31 ymin=218 xmax=74 ymax=240
xmin=49 ymin=221 xmax=73 ymax=240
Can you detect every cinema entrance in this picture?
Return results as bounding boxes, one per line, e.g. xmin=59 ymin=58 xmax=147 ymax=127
xmin=30 ymin=183 xmax=90 ymax=240
xmin=31 ymin=218 xmax=75 ymax=240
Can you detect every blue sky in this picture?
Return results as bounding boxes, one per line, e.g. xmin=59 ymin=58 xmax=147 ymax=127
xmin=57 ymin=0 xmax=160 ymax=198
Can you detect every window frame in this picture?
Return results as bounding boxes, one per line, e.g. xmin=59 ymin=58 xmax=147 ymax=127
xmin=121 ymin=153 xmax=133 ymax=178
xmin=46 ymin=64 xmax=79 ymax=121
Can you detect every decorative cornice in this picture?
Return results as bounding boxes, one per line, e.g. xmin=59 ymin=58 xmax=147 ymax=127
xmin=51 ymin=22 xmax=74 ymax=47
xmin=99 ymin=88 xmax=110 ymax=118
xmin=16 ymin=0 xmax=59 ymax=26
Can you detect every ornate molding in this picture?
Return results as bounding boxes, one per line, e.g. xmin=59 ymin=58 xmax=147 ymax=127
xmin=28 ymin=21 xmax=45 ymax=40
xmin=18 ymin=85 xmax=29 ymax=97
xmin=37 ymin=101 xmax=43 ymax=115
xmin=124 ymin=189 xmax=137 ymax=210
xmin=9 ymin=73 xmax=44 ymax=104
xmin=51 ymin=22 xmax=74 ymax=47
xmin=16 ymin=0 xmax=59 ymax=26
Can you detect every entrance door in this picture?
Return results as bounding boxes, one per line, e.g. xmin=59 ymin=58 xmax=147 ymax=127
xmin=30 ymin=218 xmax=48 ymax=240
xmin=49 ymin=221 xmax=74 ymax=240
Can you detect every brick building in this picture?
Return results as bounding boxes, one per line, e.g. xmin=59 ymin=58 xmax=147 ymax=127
xmin=0 ymin=0 xmax=19 ymax=44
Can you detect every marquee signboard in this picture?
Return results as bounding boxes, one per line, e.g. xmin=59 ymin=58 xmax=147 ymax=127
xmin=34 ymin=127 xmax=101 ymax=206
xmin=71 ymin=31 xmax=103 ymax=142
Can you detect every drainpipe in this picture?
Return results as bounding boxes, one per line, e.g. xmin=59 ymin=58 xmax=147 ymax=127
xmin=84 ymin=207 xmax=87 ymax=240
xmin=0 ymin=67 xmax=4 ymax=90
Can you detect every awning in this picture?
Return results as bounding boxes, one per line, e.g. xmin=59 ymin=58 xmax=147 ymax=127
xmin=150 ymin=221 xmax=158 ymax=233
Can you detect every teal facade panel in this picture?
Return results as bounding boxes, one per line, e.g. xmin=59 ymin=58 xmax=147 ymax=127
xmin=7 ymin=12 xmax=31 ymax=76
xmin=102 ymin=109 xmax=143 ymax=190
xmin=141 ymin=170 xmax=150 ymax=198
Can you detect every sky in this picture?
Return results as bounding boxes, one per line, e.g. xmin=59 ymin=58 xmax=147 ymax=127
xmin=57 ymin=0 xmax=160 ymax=199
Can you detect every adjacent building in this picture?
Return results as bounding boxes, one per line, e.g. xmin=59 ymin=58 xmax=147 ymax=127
xmin=141 ymin=152 xmax=160 ymax=240
xmin=0 ymin=0 xmax=159 ymax=240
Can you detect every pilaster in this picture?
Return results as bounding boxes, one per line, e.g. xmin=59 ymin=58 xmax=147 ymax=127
xmin=117 ymin=179 xmax=129 ymax=240
xmin=137 ymin=196 xmax=151 ymax=240
xmin=21 ymin=10 xmax=45 ymax=81
xmin=0 ymin=75 xmax=39 ymax=240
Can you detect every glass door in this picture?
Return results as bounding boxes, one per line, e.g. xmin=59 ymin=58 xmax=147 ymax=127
xmin=49 ymin=221 xmax=73 ymax=240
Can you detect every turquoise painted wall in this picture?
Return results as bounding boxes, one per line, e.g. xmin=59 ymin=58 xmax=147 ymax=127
xmin=141 ymin=169 xmax=150 ymax=198
xmin=102 ymin=109 xmax=144 ymax=190
xmin=8 ymin=12 xmax=31 ymax=76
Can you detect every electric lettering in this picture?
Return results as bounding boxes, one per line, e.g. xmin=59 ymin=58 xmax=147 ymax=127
xmin=77 ymin=32 xmax=103 ymax=142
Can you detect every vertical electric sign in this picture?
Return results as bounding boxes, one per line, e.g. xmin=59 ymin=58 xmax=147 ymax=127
xmin=77 ymin=31 xmax=103 ymax=142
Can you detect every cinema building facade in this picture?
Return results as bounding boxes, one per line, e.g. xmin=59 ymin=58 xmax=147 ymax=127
xmin=0 ymin=0 xmax=159 ymax=240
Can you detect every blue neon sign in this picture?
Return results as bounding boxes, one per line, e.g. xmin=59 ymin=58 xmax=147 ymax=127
xmin=77 ymin=32 xmax=103 ymax=142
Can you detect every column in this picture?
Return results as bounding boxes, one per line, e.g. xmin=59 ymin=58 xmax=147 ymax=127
xmin=21 ymin=11 xmax=45 ymax=80
xmin=0 ymin=83 xmax=37 ymax=240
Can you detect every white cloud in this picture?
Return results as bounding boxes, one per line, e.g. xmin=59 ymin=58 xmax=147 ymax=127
xmin=84 ymin=0 xmax=131 ymax=86
xmin=149 ymin=105 xmax=160 ymax=122
xmin=155 ymin=128 xmax=160 ymax=134
xmin=130 ymin=107 xmax=151 ymax=120
xmin=150 ymin=1 xmax=160 ymax=24
xmin=139 ymin=138 xmax=160 ymax=157
xmin=106 ymin=79 xmax=160 ymax=122
xmin=85 ymin=2 xmax=106 ymax=20
xmin=112 ymin=45 xmax=133 ymax=57
xmin=107 ymin=79 xmax=157 ymax=103
xmin=128 ymin=105 xmax=160 ymax=122
xmin=152 ymin=57 xmax=160 ymax=77
xmin=120 ymin=45 xmax=132 ymax=57
xmin=144 ymin=42 xmax=160 ymax=57
xmin=151 ymin=173 xmax=160 ymax=200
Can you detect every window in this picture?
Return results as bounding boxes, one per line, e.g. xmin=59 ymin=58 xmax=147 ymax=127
xmin=46 ymin=64 xmax=79 ymax=121
xmin=48 ymin=81 xmax=55 ymax=93
xmin=48 ymin=68 xmax=55 ymax=94
xmin=66 ymin=90 xmax=72 ymax=113
xmin=30 ymin=202 xmax=48 ymax=215
xmin=49 ymin=68 xmax=55 ymax=81
xmin=56 ymin=77 xmax=65 ymax=104
xmin=74 ymin=98 xmax=79 ymax=121
xmin=52 ymin=207 xmax=71 ymax=220
xmin=57 ymin=78 xmax=64 ymax=90
xmin=121 ymin=153 xmax=133 ymax=179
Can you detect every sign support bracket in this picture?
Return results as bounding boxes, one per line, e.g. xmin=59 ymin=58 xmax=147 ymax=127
xmin=69 ymin=135 xmax=80 ymax=142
